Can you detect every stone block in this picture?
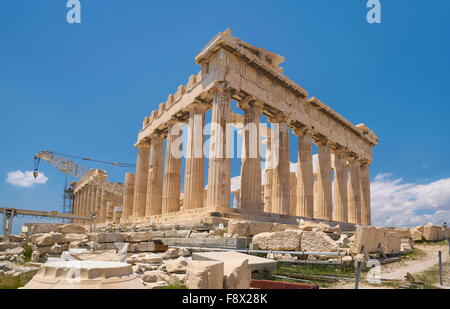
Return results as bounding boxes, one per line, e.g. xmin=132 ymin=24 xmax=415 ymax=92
xmin=350 ymin=226 xmax=385 ymax=254
xmin=411 ymin=228 xmax=423 ymax=242
xmin=383 ymin=231 xmax=401 ymax=254
xmin=128 ymin=242 xmax=156 ymax=253
xmin=31 ymin=232 xmax=65 ymax=246
xmin=59 ymin=224 xmax=86 ymax=234
xmin=90 ymin=233 xmax=125 ymax=243
xmin=252 ymin=230 xmax=302 ymax=251
xmin=223 ymin=259 xmax=251 ymax=289
xmin=227 ymin=220 xmax=250 ymax=237
xmin=64 ymin=234 xmax=88 ymax=243
xmin=248 ymin=222 xmax=275 ymax=236
xmin=27 ymin=223 xmax=63 ymax=234
xmin=423 ymin=223 xmax=443 ymax=241
xmin=300 ymin=231 xmax=339 ymax=252
xmin=272 ymin=223 xmax=298 ymax=232
xmin=124 ymin=232 xmax=153 ymax=243
xmin=186 ymin=261 xmax=224 ymax=289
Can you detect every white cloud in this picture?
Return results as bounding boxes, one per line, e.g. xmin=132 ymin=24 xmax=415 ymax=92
xmin=6 ymin=170 xmax=48 ymax=188
xmin=372 ymin=173 xmax=450 ymax=227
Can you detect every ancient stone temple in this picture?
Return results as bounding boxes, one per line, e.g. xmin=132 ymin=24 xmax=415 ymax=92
xmin=71 ymin=169 xmax=124 ymax=224
xmin=72 ymin=30 xmax=378 ymax=228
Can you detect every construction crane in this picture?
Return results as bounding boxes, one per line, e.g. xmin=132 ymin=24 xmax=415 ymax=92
xmin=33 ymin=150 xmax=135 ymax=213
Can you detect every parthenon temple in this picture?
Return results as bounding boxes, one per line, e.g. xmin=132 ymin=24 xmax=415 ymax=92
xmin=70 ymin=30 xmax=379 ymax=229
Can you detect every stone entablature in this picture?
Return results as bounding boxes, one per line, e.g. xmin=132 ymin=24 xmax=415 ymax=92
xmin=137 ymin=29 xmax=378 ymax=162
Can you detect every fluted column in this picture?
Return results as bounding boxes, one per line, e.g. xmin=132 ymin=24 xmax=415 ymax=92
xmin=162 ymin=120 xmax=183 ymax=214
xmin=146 ymin=134 xmax=165 ymax=216
xmin=347 ymin=156 xmax=362 ymax=224
xmin=81 ymin=186 xmax=88 ymax=218
xmin=315 ymin=139 xmax=333 ymax=221
xmin=294 ymin=128 xmax=314 ymax=218
xmin=99 ymin=189 xmax=108 ymax=223
xmin=89 ymin=184 xmax=98 ymax=217
xmin=122 ymin=173 xmax=135 ymax=221
xmin=263 ymin=137 xmax=273 ymax=213
xmin=360 ymin=160 xmax=371 ymax=225
xmin=183 ymin=103 xmax=208 ymax=210
xmin=72 ymin=190 xmax=79 ymax=224
xmin=270 ymin=114 xmax=290 ymax=215
xmin=95 ymin=185 xmax=102 ymax=217
xmin=206 ymin=82 xmax=232 ymax=209
xmin=239 ymin=99 xmax=263 ymax=211
xmin=132 ymin=143 xmax=150 ymax=219
xmin=332 ymin=148 xmax=348 ymax=222
xmin=290 ymin=172 xmax=297 ymax=216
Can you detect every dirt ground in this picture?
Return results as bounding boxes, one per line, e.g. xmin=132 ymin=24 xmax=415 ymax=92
xmin=331 ymin=243 xmax=449 ymax=289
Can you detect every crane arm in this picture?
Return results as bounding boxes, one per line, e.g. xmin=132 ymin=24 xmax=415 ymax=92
xmin=34 ymin=151 xmax=88 ymax=179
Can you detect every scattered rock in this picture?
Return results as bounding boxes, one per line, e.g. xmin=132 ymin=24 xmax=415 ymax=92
xmin=301 ymin=231 xmax=339 ymax=252
xmin=4 ymin=247 xmax=24 ymax=256
xmin=142 ymin=271 xmax=162 ymax=283
xmin=31 ymin=232 xmax=65 ymax=246
xmin=162 ymin=248 xmax=179 ymax=259
xmin=178 ymin=248 xmax=190 ymax=257
xmin=164 ymin=257 xmax=189 ymax=273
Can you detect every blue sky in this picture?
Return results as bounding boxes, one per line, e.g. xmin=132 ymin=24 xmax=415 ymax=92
xmin=1 ymin=0 xmax=449 ymax=232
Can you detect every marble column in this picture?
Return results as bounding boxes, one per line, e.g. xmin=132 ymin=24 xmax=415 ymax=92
xmin=263 ymin=137 xmax=273 ymax=213
xmin=95 ymin=185 xmax=102 ymax=217
xmin=360 ymin=160 xmax=371 ymax=226
xmin=183 ymin=103 xmax=208 ymax=210
xmin=72 ymin=191 xmax=79 ymax=224
xmin=332 ymin=148 xmax=348 ymax=223
xmin=146 ymin=134 xmax=164 ymax=216
xmin=132 ymin=143 xmax=150 ymax=219
xmin=270 ymin=114 xmax=290 ymax=215
xmin=122 ymin=173 xmax=135 ymax=221
xmin=89 ymin=184 xmax=98 ymax=217
xmin=290 ymin=172 xmax=297 ymax=216
xmin=239 ymin=99 xmax=263 ymax=211
xmin=99 ymin=189 xmax=108 ymax=223
xmin=206 ymin=82 xmax=232 ymax=209
xmin=162 ymin=120 xmax=183 ymax=214
xmin=294 ymin=128 xmax=314 ymax=218
xmin=315 ymin=139 xmax=333 ymax=221
xmin=347 ymin=156 xmax=362 ymax=224
xmin=81 ymin=186 xmax=88 ymax=218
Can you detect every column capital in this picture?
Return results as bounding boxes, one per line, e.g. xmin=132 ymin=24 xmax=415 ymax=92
xmin=185 ymin=100 xmax=210 ymax=114
xmin=238 ymin=96 xmax=264 ymax=112
xmin=347 ymin=154 xmax=360 ymax=162
xmin=331 ymin=145 xmax=349 ymax=154
xmin=315 ymin=136 xmax=332 ymax=146
xmin=293 ymin=127 xmax=314 ymax=137
xmin=166 ymin=116 xmax=183 ymax=127
xmin=149 ymin=131 xmax=164 ymax=140
xmin=359 ymin=158 xmax=371 ymax=166
xmin=211 ymin=81 xmax=233 ymax=99
xmin=136 ymin=141 xmax=151 ymax=149
xmin=269 ymin=112 xmax=289 ymax=123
